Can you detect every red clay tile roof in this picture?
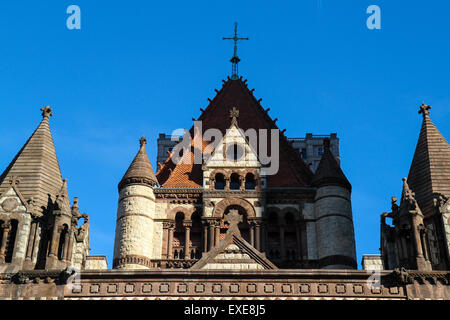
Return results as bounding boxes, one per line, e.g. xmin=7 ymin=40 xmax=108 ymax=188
xmin=156 ymin=78 xmax=313 ymax=188
xmin=407 ymin=106 xmax=450 ymax=215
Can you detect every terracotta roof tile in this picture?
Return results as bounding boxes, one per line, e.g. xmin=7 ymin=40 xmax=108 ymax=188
xmin=156 ymin=78 xmax=313 ymax=187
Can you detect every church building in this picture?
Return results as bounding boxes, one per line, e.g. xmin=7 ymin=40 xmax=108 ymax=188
xmin=0 ymin=25 xmax=448 ymax=300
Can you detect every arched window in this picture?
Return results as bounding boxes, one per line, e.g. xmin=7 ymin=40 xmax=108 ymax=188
xmin=229 ymin=173 xmax=241 ymax=190
xmin=245 ymin=173 xmax=256 ymax=190
xmin=5 ymin=220 xmax=18 ymax=263
xmin=57 ymin=224 xmax=69 ymax=261
xmin=191 ymin=212 xmax=202 ymax=259
xmin=214 ymin=173 xmax=226 ymax=190
xmin=173 ymin=212 xmax=185 ymax=259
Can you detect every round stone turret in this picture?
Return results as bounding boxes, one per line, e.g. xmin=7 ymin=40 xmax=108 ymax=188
xmin=312 ymin=139 xmax=357 ymax=269
xmin=113 ymin=137 xmax=159 ymax=269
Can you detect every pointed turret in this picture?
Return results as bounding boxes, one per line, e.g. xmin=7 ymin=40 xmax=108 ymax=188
xmin=114 ymin=137 xmax=158 ymax=269
xmin=311 ymin=139 xmax=351 ymax=191
xmin=118 ymin=137 xmax=158 ymax=190
xmin=407 ymin=103 xmax=450 ymax=214
xmin=312 ymin=138 xmax=356 ymax=269
xmin=0 ymin=106 xmax=66 ymax=215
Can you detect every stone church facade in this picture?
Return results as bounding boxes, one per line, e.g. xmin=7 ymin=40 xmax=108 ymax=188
xmin=113 ymin=78 xmax=357 ymax=271
xmin=0 ymin=79 xmax=448 ymax=300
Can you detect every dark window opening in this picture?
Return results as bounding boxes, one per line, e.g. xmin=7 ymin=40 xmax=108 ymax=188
xmin=214 ymin=173 xmax=226 ymax=190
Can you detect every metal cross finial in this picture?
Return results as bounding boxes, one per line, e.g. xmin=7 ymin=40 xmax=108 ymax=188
xmin=229 ymin=107 xmax=239 ymax=125
xmin=223 ymin=22 xmax=249 ymax=80
xmin=224 ymin=209 xmax=243 ymax=230
xmin=418 ymin=103 xmax=431 ymax=117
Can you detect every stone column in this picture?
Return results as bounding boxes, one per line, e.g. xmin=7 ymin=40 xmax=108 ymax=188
xmin=202 ymin=221 xmax=208 ymax=253
xmin=48 ymin=224 xmax=60 ymax=258
xmin=255 ymin=222 xmax=261 ymax=251
xmin=65 ymin=230 xmax=74 ymax=263
xmin=25 ymin=221 xmax=37 ymax=263
xmin=249 ymin=222 xmax=255 ymax=247
xmin=167 ymin=224 xmax=174 ymax=259
xmin=63 ymin=229 xmax=70 ymax=262
xmin=183 ymin=220 xmax=192 ymax=260
xmin=208 ymin=221 xmax=214 ymax=250
xmin=214 ymin=220 xmax=220 ymax=246
xmin=0 ymin=221 xmax=11 ymax=263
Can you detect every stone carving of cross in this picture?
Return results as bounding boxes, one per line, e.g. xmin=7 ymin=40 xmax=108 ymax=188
xmin=419 ymin=103 xmax=431 ymax=117
xmin=229 ymin=107 xmax=239 ymax=126
xmin=224 ymin=209 xmax=242 ymax=231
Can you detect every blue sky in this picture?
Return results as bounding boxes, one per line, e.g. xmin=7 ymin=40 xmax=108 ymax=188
xmin=0 ymin=1 xmax=449 ymax=268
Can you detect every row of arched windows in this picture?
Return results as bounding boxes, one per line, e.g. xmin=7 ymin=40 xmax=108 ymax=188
xmin=214 ymin=172 xmax=256 ymax=190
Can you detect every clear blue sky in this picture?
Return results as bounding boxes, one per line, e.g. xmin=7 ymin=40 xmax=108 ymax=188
xmin=0 ymin=1 xmax=449 ymax=268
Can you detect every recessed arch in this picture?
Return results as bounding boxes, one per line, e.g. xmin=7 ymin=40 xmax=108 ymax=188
xmin=212 ymin=197 xmax=256 ymax=218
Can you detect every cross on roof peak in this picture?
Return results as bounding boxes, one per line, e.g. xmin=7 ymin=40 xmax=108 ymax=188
xmin=40 ymin=106 xmax=53 ymax=119
xmin=229 ymin=107 xmax=239 ymax=126
xmin=223 ymin=22 xmax=249 ymax=80
xmin=419 ymin=103 xmax=431 ymax=117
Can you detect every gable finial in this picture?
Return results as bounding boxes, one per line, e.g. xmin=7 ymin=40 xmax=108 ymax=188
xmin=418 ymin=103 xmax=431 ymax=117
xmin=224 ymin=209 xmax=243 ymax=233
xmin=139 ymin=136 xmax=147 ymax=148
xmin=223 ymin=22 xmax=249 ymax=80
xmin=9 ymin=175 xmax=20 ymax=187
xmin=40 ymin=106 xmax=53 ymax=119
xmin=229 ymin=106 xmax=239 ymax=126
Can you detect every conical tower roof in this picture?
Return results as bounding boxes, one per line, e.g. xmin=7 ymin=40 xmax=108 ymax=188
xmin=156 ymin=77 xmax=314 ymax=187
xmin=0 ymin=106 xmax=68 ymax=215
xmin=118 ymin=137 xmax=158 ymax=190
xmin=407 ymin=104 xmax=450 ymax=214
xmin=311 ymin=138 xmax=351 ymax=191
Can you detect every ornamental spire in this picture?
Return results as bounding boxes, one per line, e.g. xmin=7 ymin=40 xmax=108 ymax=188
xmin=40 ymin=106 xmax=53 ymax=119
xmin=222 ymin=22 xmax=249 ymax=80
xmin=418 ymin=103 xmax=431 ymax=117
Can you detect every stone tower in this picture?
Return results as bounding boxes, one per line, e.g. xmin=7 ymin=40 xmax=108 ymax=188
xmin=0 ymin=106 xmax=90 ymax=271
xmin=381 ymin=104 xmax=450 ymax=271
xmin=113 ymin=137 xmax=159 ymax=269
xmin=312 ymin=139 xmax=357 ymax=269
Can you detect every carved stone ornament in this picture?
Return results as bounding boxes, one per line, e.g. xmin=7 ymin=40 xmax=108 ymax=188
xmin=1 ymin=198 xmax=19 ymax=212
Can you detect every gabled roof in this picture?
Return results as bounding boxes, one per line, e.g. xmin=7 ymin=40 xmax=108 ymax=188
xmin=0 ymin=106 xmax=67 ymax=215
xmin=118 ymin=137 xmax=158 ymax=190
xmin=191 ymin=210 xmax=277 ymax=270
xmin=407 ymin=104 xmax=450 ymax=214
xmin=311 ymin=138 xmax=351 ymax=191
xmin=156 ymin=77 xmax=313 ymax=187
